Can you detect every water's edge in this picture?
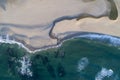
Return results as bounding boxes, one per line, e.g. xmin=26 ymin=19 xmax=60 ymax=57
xmin=0 ymin=32 xmax=120 ymax=53
xmin=0 ymin=0 xmax=118 ymax=53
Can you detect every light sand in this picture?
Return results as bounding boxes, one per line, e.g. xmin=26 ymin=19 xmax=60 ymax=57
xmin=0 ymin=0 xmax=119 ymax=50
xmin=53 ymin=0 xmax=120 ymax=40
xmin=0 ymin=0 xmax=106 ymax=25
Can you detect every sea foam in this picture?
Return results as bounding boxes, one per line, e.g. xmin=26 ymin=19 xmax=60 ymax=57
xmin=18 ymin=56 xmax=32 ymax=76
xmin=77 ymin=34 xmax=120 ymax=47
xmin=0 ymin=33 xmax=120 ymax=53
xmin=77 ymin=57 xmax=89 ymax=72
xmin=95 ymin=68 xmax=113 ymax=80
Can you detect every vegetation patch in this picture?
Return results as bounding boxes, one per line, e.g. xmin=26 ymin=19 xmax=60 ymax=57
xmin=108 ymin=0 xmax=118 ymax=20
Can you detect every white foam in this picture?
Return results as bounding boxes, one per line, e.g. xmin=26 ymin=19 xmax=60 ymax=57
xmin=0 ymin=34 xmax=63 ymax=53
xmin=0 ymin=33 xmax=120 ymax=53
xmin=78 ymin=34 xmax=120 ymax=46
xmin=77 ymin=57 xmax=89 ymax=72
xmin=18 ymin=56 xmax=32 ymax=76
xmin=95 ymin=68 xmax=114 ymax=80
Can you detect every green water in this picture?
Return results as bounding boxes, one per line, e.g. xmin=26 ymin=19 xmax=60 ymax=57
xmin=33 ymin=39 xmax=120 ymax=80
xmin=0 ymin=38 xmax=120 ymax=80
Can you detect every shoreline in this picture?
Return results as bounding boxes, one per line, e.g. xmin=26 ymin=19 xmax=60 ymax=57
xmin=0 ymin=12 xmax=110 ymax=51
xmin=0 ymin=32 xmax=120 ymax=53
xmin=0 ymin=0 xmax=119 ymax=52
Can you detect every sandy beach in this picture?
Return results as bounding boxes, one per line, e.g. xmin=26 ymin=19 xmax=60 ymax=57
xmin=53 ymin=0 xmax=120 ymax=40
xmin=0 ymin=0 xmax=119 ymax=51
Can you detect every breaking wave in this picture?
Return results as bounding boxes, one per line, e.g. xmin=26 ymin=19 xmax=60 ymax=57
xmin=75 ymin=33 xmax=120 ymax=47
xmin=18 ymin=56 xmax=32 ymax=77
xmin=95 ymin=68 xmax=113 ymax=80
xmin=1 ymin=33 xmax=120 ymax=53
xmin=77 ymin=57 xmax=89 ymax=72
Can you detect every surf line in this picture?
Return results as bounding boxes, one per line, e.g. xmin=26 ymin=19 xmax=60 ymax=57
xmin=0 ymin=33 xmax=120 ymax=53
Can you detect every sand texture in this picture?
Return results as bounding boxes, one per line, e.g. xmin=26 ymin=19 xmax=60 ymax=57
xmin=0 ymin=0 xmax=119 ymax=51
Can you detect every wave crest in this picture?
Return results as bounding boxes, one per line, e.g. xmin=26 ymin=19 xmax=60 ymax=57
xmin=95 ymin=68 xmax=113 ymax=80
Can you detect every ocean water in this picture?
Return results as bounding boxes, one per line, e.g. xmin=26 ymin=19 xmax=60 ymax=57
xmin=29 ymin=36 xmax=120 ymax=80
xmin=0 ymin=34 xmax=120 ymax=80
xmin=53 ymin=37 xmax=120 ymax=80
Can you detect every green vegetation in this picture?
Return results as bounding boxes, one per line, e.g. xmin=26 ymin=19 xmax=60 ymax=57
xmin=77 ymin=0 xmax=118 ymax=21
xmin=0 ymin=38 xmax=120 ymax=80
xmin=108 ymin=0 xmax=118 ymax=20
